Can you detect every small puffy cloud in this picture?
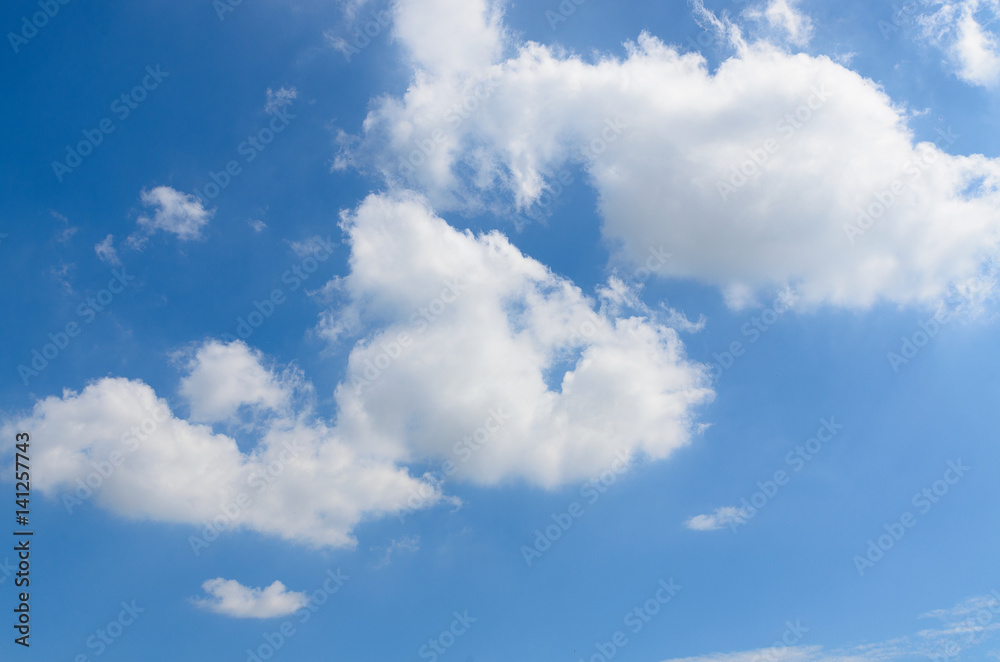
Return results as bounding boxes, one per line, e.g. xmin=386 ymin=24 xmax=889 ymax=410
xmin=745 ymin=0 xmax=814 ymax=47
xmin=134 ymin=186 xmax=213 ymax=243
xmin=918 ymin=0 xmax=1000 ymax=88
xmin=684 ymin=506 xmax=753 ymax=531
xmin=194 ymin=578 xmax=307 ymax=619
xmin=178 ymin=340 xmax=293 ymax=424
xmin=249 ymin=219 xmax=267 ymax=232
xmin=94 ymin=234 xmax=121 ymax=266
xmin=265 ymin=86 xmax=298 ymax=114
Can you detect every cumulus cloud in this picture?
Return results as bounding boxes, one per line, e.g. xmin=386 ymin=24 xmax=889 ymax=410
xmin=178 ymin=341 xmax=293 ymax=424
xmin=194 ymin=578 xmax=307 ymax=618
xmin=684 ymin=506 xmax=753 ymax=531
xmin=132 ymin=186 xmax=213 ymax=244
xmin=391 ymin=0 xmax=506 ymax=77
xmin=0 ymin=191 xmax=712 ymax=543
xmin=918 ymin=0 xmax=1000 ymax=88
xmin=338 ymin=0 xmax=1000 ymax=310
xmin=0 ymin=357 xmax=443 ymax=548
xmin=94 ymin=234 xmax=121 ymax=266
xmin=324 ymin=192 xmax=713 ymax=488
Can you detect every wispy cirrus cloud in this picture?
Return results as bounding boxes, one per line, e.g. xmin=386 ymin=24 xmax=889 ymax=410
xmin=684 ymin=506 xmax=753 ymax=531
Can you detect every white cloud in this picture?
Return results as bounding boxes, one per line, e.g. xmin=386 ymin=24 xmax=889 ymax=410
xmin=391 ymin=0 xmax=506 ymax=78
xmin=919 ymin=0 xmax=1000 ymax=88
xmin=0 ymin=189 xmax=714 ymax=543
xmin=661 ymin=647 xmax=825 ymax=662
xmin=325 ymin=192 xmax=713 ymax=488
xmin=684 ymin=506 xmax=753 ymax=531
xmin=194 ymin=578 xmax=307 ymax=619
xmin=371 ymin=534 xmax=420 ymax=569
xmin=265 ymin=86 xmax=298 ymax=115
xmin=178 ymin=341 xmax=293 ymax=424
xmin=744 ymin=0 xmax=815 ymax=47
xmin=0 ymin=361 xmax=444 ymax=549
xmin=921 ymin=593 xmax=1000 ymax=621
xmin=133 ymin=186 xmax=213 ymax=243
xmin=339 ymin=0 xmax=1000 ymax=311
xmin=659 ymin=593 xmax=1000 ymax=662
xmin=94 ymin=234 xmax=121 ymax=266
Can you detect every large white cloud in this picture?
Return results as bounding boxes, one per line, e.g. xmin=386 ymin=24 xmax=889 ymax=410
xmin=0 ymin=191 xmax=712 ymax=544
xmin=325 ymin=192 xmax=713 ymax=488
xmin=0 ymin=346 xmax=444 ymax=549
xmin=338 ymin=0 xmax=1000 ymax=310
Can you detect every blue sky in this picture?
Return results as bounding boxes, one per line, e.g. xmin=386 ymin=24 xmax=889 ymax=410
xmin=2 ymin=0 xmax=1000 ymax=660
